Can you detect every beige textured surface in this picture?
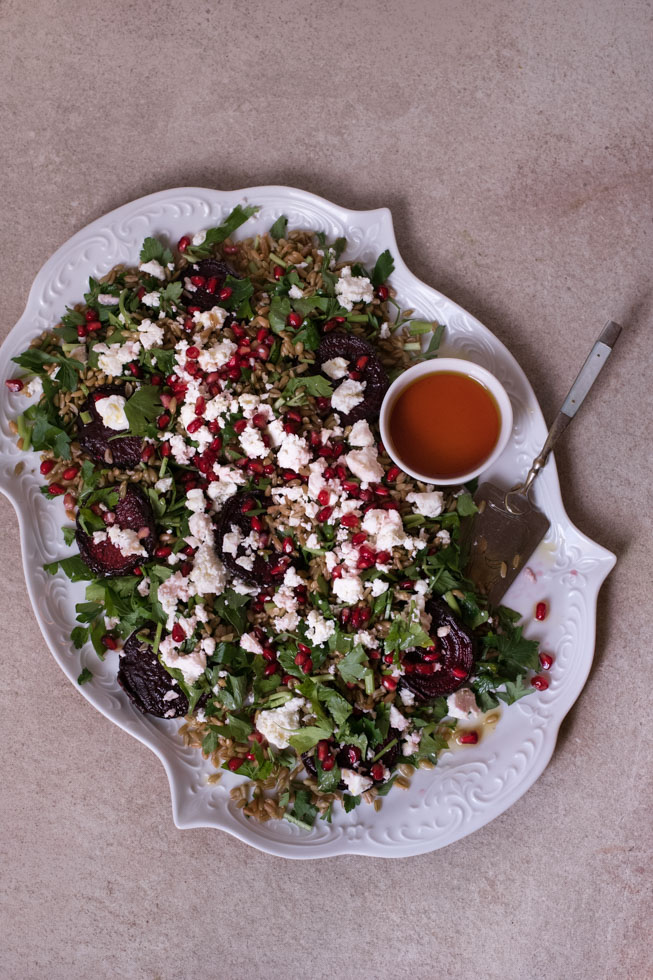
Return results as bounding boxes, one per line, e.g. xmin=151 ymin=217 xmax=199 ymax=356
xmin=1 ymin=0 xmax=652 ymax=978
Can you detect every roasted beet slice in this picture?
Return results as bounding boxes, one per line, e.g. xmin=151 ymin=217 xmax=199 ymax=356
xmin=77 ymin=384 xmax=143 ymax=468
xmin=316 ymin=334 xmax=389 ymax=424
xmin=182 ymin=258 xmax=239 ymax=311
xmin=118 ymin=626 xmax=188 ymax=718
xmin=398 ymin=598 xmax=476 ymax=702
xmin=214 ymin=493 xmax=282 ymax=586
xmin=76 ymin=483 xmax=156 ymax=578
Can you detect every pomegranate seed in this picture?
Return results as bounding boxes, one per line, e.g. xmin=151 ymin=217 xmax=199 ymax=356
xmin=263 ymin=464 xmax=275 ymax=475
xmin=180 ymin=561 xmax=192 ymax=576
xmin=535 ymin=601 xmax=549 ymax=621
xmin=451 ymin=667 xmax=468 ymax=680
xmin=218 ymin=286 xmax=232 ymax=300
xmin=183 ymin=545 xmax=195 ymax=557
xmin=303 ymin=658 xmax=313 ymax=673
xmin=539 ymin=652 xmax=554 ymax=670
xmin=61 ymin=465 xmax=79 ymax=481
xmin=459 ymin=731 xmax=479 ymax=745
xmin=342 ymin=480 xmax=359 ymax=495
xmin=340 ymin=513 xmax=360 ymax=528
xmin=373 ymin=484 xmax=389 ymax=497
xmin=317 ymin=740 xmax=330 ymax=762
xmin=376 ymin=285 xmax=389 ymax=301
xmin=186 ymin=346 xmax=200 ymax=360
xmin=348 ymin=370 xmax=362 ymax=381
xmin=422 ymin=651 xmax=440 ymax=662
xmin=157 ymin=413 xmax=171 ymax=429
xmin=315 ymin=396 xmax=331 ymax=413
xmin=416 ymin=662 xmax=435 ymax=675
xmin=351 ymin=531 xmax=367 ymax=546
xmin=241 ymin=497 xmax=256 ymax=512
xmin=370 ymin=763 xmax=385 ymax=781
xmin=39 ymin=459 xmax=55 ymax=475
xmin=5 ymin=377 xmax=25 ymax=392
xmin=223 ymin=244 xmax=239 ymax=255
xmin=286 ymin=312 xmax=302 ymax=328
xmin=245 ymin=751 xmax=256 ymax=761
xmin=155 ymin=545 xmax=171 ymax=559
xmin=294 ymin=651 xmax=308 ymax=667
xmin=129 ymin=362 xmax=142 ymax=378
xmin=137 ymin=287 xmax=145 ymax=299
xmin=282 ymin=674 xmax=294 ymax=686
xmin=190 ymin=275 xmax=205 ymax=287
xmin=273 ymin=265 xmax=284 ymax=279
xmin=160 ymin=442 xmax=171 ymax=457
xmin=87 ymin=319 xmax=103 ymax=333
xmin=84 ymin=309 xmax=97 ymax=322
xmin=248 ymin=460 xmax=264 ymax=474
xmin=250 ymin=515 xmax=263 ymax=532
xmin=386 ymin=465 xmax=400 ymax=482
xmin=186 ymin=418 xmax=204 ymax=434
xmin=340 ymin=608 xmax=351 ymax=625
xmin=297 ymin=642 xmax=312 ymax=657
xmin=331 ymin=565 xmax=343 ymax=579
xmin=171 ymin=623 xmax=185 ymax=643
xmin=102 ymin=634 xmax=118 ymax=650
xmin=282 ymin=536 xmax=294 ymax=553
xmin=48 ymin=483 xmax=65 ymax=496
xmin=183 ymin=317 xmax=194 ymax=332
xmin=227 ymin=758 xmax=243 ymax=772
xmin=76 ymin=324 xmax=88 ymax=338
xmin=250 ymin=412 xmax=266 ymax=429
xmin=178 ymin=235 xmax=190 ymax=252
xmin=346 ymin=747 xmax=361 ymax=765
xmin=261 ymin=646 xmax=277 ymax=662
xmin=270 ymin=563 xmax=287 ymax=575
xmin=531 ymin=674 xmax=549 ymax=691
xmin=194 ymin=397 xmax=206 ymax=417
xmin=358 ymin=488 xmax=374 ymax=503
xmin=282 ymin=470 xmax=300 ymax=481
xmin=317 ymin=506 xmax=333 ymax=522
xmin=400 ymin=580 xmax=413 ymax=590
xmin=355 ymin=356 xmax=369 ymax=372
xmin=382 ymin=676 xmax=397 ymax=691
xmin=383 ymin=653 xmax=394 ymax=664
xmin=321 ymin=755 xmax=335 ymax=771
xmin=283 ymin=421 xmax=299 ymax=434
xmin=263 ymin=663 xmax=279 ymax=677
xmin=317 ymin=488 xmax=331 ymax=506
xmin=233 ymin=418 xmax=249 ymax=436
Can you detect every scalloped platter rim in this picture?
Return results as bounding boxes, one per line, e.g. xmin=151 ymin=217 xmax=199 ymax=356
xmin=0 ymin=186 xmax=616 ymax=858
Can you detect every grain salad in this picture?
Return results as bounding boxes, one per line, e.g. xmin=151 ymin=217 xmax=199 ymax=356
xmin=5 ymin=206 xmax=541 ymax=829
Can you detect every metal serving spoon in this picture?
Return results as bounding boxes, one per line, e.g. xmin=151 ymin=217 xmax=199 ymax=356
xmin=462 ymin=320 xmax=622 ymax=606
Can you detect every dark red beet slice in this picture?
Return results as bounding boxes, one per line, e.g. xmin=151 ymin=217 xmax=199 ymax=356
xmin=77 ymin=384 xmax=143 ymax=468
xmin=214 ymin=493 xmax=281 ymax=586
xmin=182 ymin=258 xmax=240 ymax=311
xmin=76 ymin=483 xmax=156 ymax=578
xmin=398 ymin=598 xmax=476 ymax=702
xmin=316 ymin=334 xmax=389 ymax=424
xmin=118 ymin=626 xmax=189 ymax=718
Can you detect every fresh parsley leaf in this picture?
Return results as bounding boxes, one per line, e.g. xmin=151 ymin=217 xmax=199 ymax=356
xmin=288 ymin=725 xmax=333 ymax=753
xmin=281 ymin=376 xmax=333 ymax=402
xmin=269 ymin=295 xmax=291 ymax=333
xmin=342 ymin=794 xmax=361 ymax=813
xmin=44 ymin=555 xmax=94 ymax=582
xmin=456 ymin=493 xmax=478 ymax=517
xmin=139 ymin=237 xmax=173 ymax=267
xmin=496 ymin=676 xmax=534 ymax=705
xmin=160 ymin=281 xmax=182 ymax=309
xmin=140 ymin=347 xmax=176 ymax=376
xmin=123 ymin=385 xmax=162 ymax=436
xmin=371 ymin=249 xmax=394 ymax=287
xmin=318 ymin=687 xmax=353 ymax=727
xmin=316 ymin=759 xmax=341 ymax=792
xmin=71 ymin=626 xmax=89 ymax=648
xmin=337 ymin=645 xmax=368 ymax=684
xmin=77 ymin=667 xmax=93 ymax=685
xmin=384 ymin=618 xmax=432 ymax=655
xmin=284 ymin=788 xmax=318 ymax=830
xmin=214 ymin=590 xmax=251 ymax=634
xmin=269 ymin=215 xmax=288 ymax=239
xmin=483 ymin=627 xmax=540 ymax=674
xmin=61 ymin=526 xmax=77 ymax=547
xmin=186 ymin=205 xmax=259 ymax=260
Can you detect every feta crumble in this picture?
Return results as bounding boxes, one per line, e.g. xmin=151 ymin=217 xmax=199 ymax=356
xmin=331 ymin=378 xmax=366 ymax=414
xmin=255 ymin=697 xmax=306 ymax=749
xmin=335 ymin=266 xmax=374 ymax=311
xmin=95 ymin=394 xmax=129 ymax=431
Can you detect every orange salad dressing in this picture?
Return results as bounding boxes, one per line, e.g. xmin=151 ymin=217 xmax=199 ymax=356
xmin=388 ymin=371 xmax=500 ymax=480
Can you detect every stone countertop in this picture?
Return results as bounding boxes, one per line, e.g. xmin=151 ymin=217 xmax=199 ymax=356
xmin=0 ymin=1 xmax=651 ymax=978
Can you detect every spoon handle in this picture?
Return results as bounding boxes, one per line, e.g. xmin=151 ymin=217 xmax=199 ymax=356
xmin=515 ymin=320 xmax=622 ymax=496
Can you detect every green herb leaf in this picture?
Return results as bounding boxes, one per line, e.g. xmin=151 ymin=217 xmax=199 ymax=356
xmin=342 ymin=794 xmax=361 ymax=813
xmin=123 ymin=385 xmax=162 ymax=436
xmin=139 ymin=237 xmax=173 ymax=267
xmin=268 ymin=295 xmax=291 ymax=333
xmin=288 ymin=725 xmax=333 ymax=753
xmin=496 ymin=676 xmax=534 ymax=705
xmin=269 ymin=215 xmax=288 ymax=239
xmin=456 ymin=493 xmax=478 ymax=517
xmin=337 ymin=645 xmax=368 ymax=684
xmin=77 ymin=667 xmax=93 ymax=685
xmin=281 ymin=375 xmax=333 ymax=402
xmin=371 ymin=249 xmax=394 ymax=287
xmin=44 ymin=555 xmax=94 ymax=582
xmin=384 ymin=617 xmax=432 ymax=655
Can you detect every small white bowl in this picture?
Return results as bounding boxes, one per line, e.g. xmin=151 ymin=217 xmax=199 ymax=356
xmin=379 ymin=357 xmax=513 ymax=485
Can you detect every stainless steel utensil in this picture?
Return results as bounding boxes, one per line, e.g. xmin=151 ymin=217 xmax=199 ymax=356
xmin=462 ymin=320 xmax=622 ymax=606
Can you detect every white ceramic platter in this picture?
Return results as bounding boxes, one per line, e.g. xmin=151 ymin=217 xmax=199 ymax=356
xmin=0 ymin=187 xmax=616 ymax=858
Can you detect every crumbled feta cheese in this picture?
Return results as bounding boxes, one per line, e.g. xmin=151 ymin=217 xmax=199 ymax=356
xmin=348 ymin=419 xmax=374 ymax=447
xmin=267 ymin=418 xmax=285 ymax=447
xmin=137 ymin=317 xmax=165 ymax=349
xmin=436 ymin=529 xmax=451 ymax=547
xmin=102 ymin=526 xmax=146 ymax=557
xmin=141 ymin=291 xmax=161 ymax=308
xmin=399 ymin=687 xmax=415 ymax=707
xmin=345 ymin=446 xmax=384 ymax=484
xmin=95 ymin=394 xmax=129 ymax=431
xmin=239 ymin=632 xmax=263 ymax=655
xmin=283 ymin=566 xmax=304 ymax=588
xmin=239 ymin=426 xmax=267 ymax=459
xmin=222 ymin=524 xmax=243 ymax=556
xmin=332 ymin=574 xmax=363 ymax=604
xmin=186 ymin=488 xmax=206 ymax=513
xmin=379 ymin=321 xmax=391 ymax=339
xmin=255 ymin=697 xmax=306 ymax=749
xmin=193 ymin=306 xmax=229 ymax=331
xmin=139 ymin=259 xmax=166 ymax=281
xmin=389 ymin=705 xmax=410 ymax=731
xmin=183 ymin=276 xmax=197 ymax=293
xmin=288 ymin=283 xmax=303 ymax=299
xmin=305 ymin=610 xmax=336 ymax=646
xmin=277 ymin=432 xmax=310 ymax=471
xmin=157 ymin=572 xmax=193 ymax=627
xmin=321 ymin=356 xmax=349 ymax=380
xmin=189 ymin=543 xmax=226 ymax=596
xmin=188 ymin=512 xmax=213 ymax=544
xmin=406 ymin=491 xmax=445 ymax=518
xmin=25 ymin=376 xmax=43 ymax=399
xmin=274 ymin=611 xmax=300 ymax=632
xmin=340 ymin=768 xmax=373 ymax=795
xmin=335 ymin=266 xmax=374 ymax=311
xmin=94 ymin=340 xmax=142 ymax=377
xmin=160 ymin=637 xmax=207 ymax=685
xmin=97 ymin=293 xmax=120 ymax=306
xmin=137 ymin=576 xmax=150 ymax=597
xmin=155 ymin=477 xmax=173 ymax=494
xmin=371 ymin=578 xmax=389 ymax=597
xmin=197 ymin=338 xmax=237 ymax=370
xmin=402 ymin=731 xmax=421 ymax=756
xmin=362 ymin=508 xmax=410 ymax=552
xmin=236 ymin=555 xmax=254 ymax=571
xmin=331 ymin=378 xmax=366 ymax=414
xmin=192 ymin=230 xmax=207 ymax=246
xmin=164 ymin=433 xmax=196 ymax=465
xmin=446 ymin=688 xmax=481 ymax=720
